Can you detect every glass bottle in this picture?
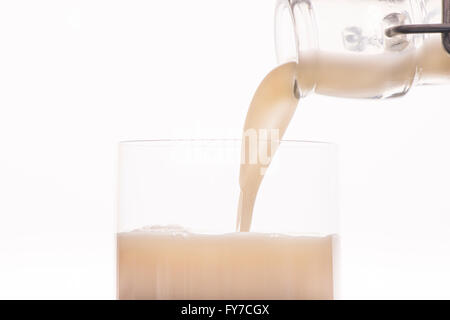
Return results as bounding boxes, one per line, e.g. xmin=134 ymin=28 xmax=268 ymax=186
xmin=275 ymin=0 xmax=450 ymax=98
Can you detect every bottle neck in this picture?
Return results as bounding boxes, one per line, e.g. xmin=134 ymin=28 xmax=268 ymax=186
xmin=275 ymin=0 xmax=318 ymax=97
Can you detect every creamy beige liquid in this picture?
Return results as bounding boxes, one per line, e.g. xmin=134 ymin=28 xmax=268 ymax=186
xmin=118 ymin=227 xmax=335 ymax=300
xmin=117 ymin=35 xmax=449 ymax=300
xmin=237 ymin=62 xmax=300 ymax=232
xmin=236 ymin=37 xmax=450 ymax=231
xmin=117 ymin=62 xmax=336 ymax=300
xmin=311 ymin=37 xmax=450 ymax=99
xmin=418 ymin=37 xmax=450 ymax=83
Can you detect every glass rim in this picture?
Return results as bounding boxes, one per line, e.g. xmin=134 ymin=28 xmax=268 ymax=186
xmin=119 ymin=139 xmax=337 ymax=148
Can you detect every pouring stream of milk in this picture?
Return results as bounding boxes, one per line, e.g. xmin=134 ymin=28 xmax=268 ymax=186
xmin=236 ymin=62 xmax=300 ymax=232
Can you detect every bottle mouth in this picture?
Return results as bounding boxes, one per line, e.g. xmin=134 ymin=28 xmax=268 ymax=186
xmin=275 ymin=0 xmax=299 ymax=64
xmin=275 ymin=0 xmax=318 ymax=97
xmin=275 ymin=0 xmax=319 ymax=65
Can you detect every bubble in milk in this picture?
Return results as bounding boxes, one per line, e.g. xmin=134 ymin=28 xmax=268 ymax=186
xmin=132 ymin=224 xmax=191 ymax=235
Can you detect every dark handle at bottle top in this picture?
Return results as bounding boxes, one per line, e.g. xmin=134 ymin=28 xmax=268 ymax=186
xmin=385 ymin=0 xmax=450 ymax=54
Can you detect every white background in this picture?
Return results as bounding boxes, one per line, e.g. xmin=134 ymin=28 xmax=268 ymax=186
xmin=1 ymin=0 xmax=450 ymax=299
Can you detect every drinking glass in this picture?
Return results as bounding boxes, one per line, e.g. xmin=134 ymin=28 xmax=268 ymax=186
xmin=117 ymin=139 xmax=339 ymax=299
